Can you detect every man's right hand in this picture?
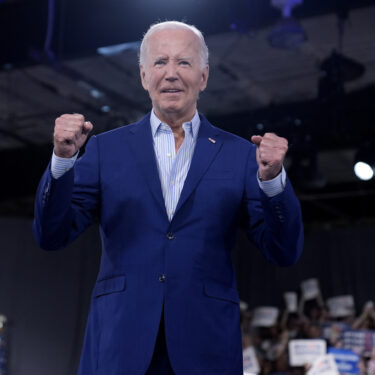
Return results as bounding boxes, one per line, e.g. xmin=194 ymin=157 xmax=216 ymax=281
xmin=53 ymin=114 xmax=93 ymax=158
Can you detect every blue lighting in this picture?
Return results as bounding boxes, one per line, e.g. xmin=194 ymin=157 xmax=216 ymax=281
xmin=97 ymin=41 xmax=140 ymax=57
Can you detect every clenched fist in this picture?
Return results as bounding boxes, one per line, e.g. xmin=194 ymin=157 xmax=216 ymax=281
xmin=251 ymin=133 xmax=288 ymax=181
xmin=54 ymin=114 xmax=93 ymax=158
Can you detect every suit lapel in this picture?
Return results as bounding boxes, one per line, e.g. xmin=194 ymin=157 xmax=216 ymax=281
xmin=125 ymin=114 xmax=168 ymax=220
xmin=174 ymin=115 xmax=222 ymax=217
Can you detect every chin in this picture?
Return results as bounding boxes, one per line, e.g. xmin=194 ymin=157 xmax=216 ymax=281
xmin=159 ymin=105 xmax=183 ymax=115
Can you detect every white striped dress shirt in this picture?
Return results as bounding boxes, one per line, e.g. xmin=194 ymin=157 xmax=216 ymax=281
xmin=150 ymin=110 xmax=200 ymax=221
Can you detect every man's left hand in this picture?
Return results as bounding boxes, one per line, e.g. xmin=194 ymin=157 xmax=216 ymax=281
xmin=251 ymin=133 xmax=288 ymax=181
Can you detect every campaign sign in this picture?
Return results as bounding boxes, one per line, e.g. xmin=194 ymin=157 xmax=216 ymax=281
xmin=342 ymin=330 xmax=375 ymax=355
xmin=307 ymin=354 xmax=340 ymax=375
xmin=289 ymin=339 xmax=327 ymax=366
xmin=301 ymin=278 xmax=320 ymax=300
xmin=327 ymin=296 xmax=355 ymax=318
xmin=251 ymin=307 xmax=279 ymax=327
xmin=328 ymin=348 xmax=360 ymax=374
xmin=243 ymin=346 xmax=260 ymax=374
xmin=284 ymin=292 xmax=298 ymax=313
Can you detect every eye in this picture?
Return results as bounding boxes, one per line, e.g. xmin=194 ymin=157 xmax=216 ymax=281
xmin=154 ymin=59 xmax=166 ymax=66
xmin=179 ymin=60 xmax=190 ymax=66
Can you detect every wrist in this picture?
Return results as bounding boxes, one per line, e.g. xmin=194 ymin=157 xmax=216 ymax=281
xmin=53 ymin=149 xmax=78 ymax=159
xmin=258 ymin=168 xmax=282 ymax=181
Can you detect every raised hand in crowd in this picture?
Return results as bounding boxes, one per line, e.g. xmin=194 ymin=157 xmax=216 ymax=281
xmin=352 ymin=301 xmax=375 ymax=330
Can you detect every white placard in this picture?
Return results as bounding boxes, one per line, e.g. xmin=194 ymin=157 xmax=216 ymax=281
xmin=301 ymin=278 xmax=320 ymax=300
xmin=284 ymin=292 xmax=298 ymax=312
xmin=327 ymin=295 xmax=355 ymax=318
xmin=243 ymin=346 xmax=260 ymax=374
xmin=307 ymin=354 xmax=339 ymax=375
xmin=251 ymin=307 xmax=279 ymax=327
xmin=289 ymin=339 xmax=327 ymax=366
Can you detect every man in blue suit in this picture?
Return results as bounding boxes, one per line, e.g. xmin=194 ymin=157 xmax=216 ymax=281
xmin=33 ymin=21 xmax=303 ymax=375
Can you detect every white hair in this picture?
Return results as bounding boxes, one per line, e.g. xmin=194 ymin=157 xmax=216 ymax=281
xmin=139 ymin=21 xmax=209 ymax=70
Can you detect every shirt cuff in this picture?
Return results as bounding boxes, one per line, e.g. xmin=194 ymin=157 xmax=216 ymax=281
xmin=257 ymin=166 xmax=286 ymax=197
xmin=51 ymin=151 xmax=79 ymax=179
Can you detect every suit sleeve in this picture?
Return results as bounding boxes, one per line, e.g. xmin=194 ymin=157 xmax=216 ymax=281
xmin=242 ymin=144 xmax=304 ymax=266
xmin=33 ymin=136 xmax=100 ymax=250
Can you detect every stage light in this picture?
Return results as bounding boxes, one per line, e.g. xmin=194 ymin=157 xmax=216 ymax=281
xmin=354 ymin=145 xmax=375 ymax=181
xmin=97 ymin=41 xmax=140 ymax=57
xmin=268 ymin=0 xmax=307 ymax=49
xmin=354 ymin=162 xmax=373 ymax=181
xmin=101 ymin=105 xmax=111 ymax=113
xmin=90 ymin=89 xmax=103 ymax=99
xmin=271 ymin=0 xmax=303 ymax=18
xmin=77 ymin=81 xmax=104 ymax=99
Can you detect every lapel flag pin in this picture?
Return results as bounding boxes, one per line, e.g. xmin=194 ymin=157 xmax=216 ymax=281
xmin=208 ymin=138 xmax=216 ymax=144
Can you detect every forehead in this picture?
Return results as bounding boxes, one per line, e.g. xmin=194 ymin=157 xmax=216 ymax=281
xmin=146 ymin=28 xmax=200 ymax=58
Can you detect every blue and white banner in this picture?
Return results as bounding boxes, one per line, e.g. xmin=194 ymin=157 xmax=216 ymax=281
xmin=328 ymin=348 xmax=360 ymax=374
xmin=342 ymin=330 xmax=375 ymax=355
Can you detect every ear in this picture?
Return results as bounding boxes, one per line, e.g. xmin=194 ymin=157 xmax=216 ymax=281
xmin=140 ymin=65 xmax=149 ymax=91
xmin=199 ymin=65 xmax=209 ymax=92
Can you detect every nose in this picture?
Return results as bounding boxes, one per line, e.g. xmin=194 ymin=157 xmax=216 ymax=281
xmin=165 ymin=63 xmax=178 ymax=82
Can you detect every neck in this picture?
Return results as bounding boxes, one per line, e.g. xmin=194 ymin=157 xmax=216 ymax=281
xmin=154 ymin=108 xmax=196 ymax=132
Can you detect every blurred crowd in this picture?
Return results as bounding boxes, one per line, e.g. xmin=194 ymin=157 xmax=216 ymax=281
xmin=241 ymin=278 xmax=375 ymax=375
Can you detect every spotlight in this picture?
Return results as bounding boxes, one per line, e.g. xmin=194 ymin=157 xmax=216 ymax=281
xmin=268 ymin=0 xmax=307 ymax=49
xmin=354 ymin=162 xmax=373 ymax=181
xmin=90 ymin=89 xmax=103 ymax=99
xmin=354 ymin=144 xmax=375 ymax=181
xmin=77 ymin=81 xmax=104 ymax=99
xmin=97 ymin=41 xmax=140 ymax=57
xmin=101 ymin=105 xmax=111 ymax=113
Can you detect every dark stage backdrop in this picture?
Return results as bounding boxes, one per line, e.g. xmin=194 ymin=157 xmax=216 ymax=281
xmin=0 ymin=217 xmax=374 ymax=375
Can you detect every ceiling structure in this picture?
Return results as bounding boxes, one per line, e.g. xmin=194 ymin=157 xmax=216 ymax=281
xmin=1 ymin=0 xmax=375 ymax=223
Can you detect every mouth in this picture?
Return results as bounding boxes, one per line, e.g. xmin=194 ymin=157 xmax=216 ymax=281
xmin=161 ymin=89 xmax=183 ymax=93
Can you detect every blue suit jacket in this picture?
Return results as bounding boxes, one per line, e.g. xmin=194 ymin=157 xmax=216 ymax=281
xmin=33 ymin=113 xmax=303 ymax=375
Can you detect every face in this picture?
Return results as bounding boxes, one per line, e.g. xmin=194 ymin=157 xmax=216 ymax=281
xmin=140 ymin=28 xmax=209 ymax=123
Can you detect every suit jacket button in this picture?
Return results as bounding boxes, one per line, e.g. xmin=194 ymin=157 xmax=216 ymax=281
xmin=159 ymin=274 xmax=166 ymax=283
xmin=166 ymin=232 xmax=174 ymax=240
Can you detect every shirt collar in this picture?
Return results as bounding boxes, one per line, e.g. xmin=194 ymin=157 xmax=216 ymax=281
xmin=150 ymin=110 xmax=200 ymax=139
